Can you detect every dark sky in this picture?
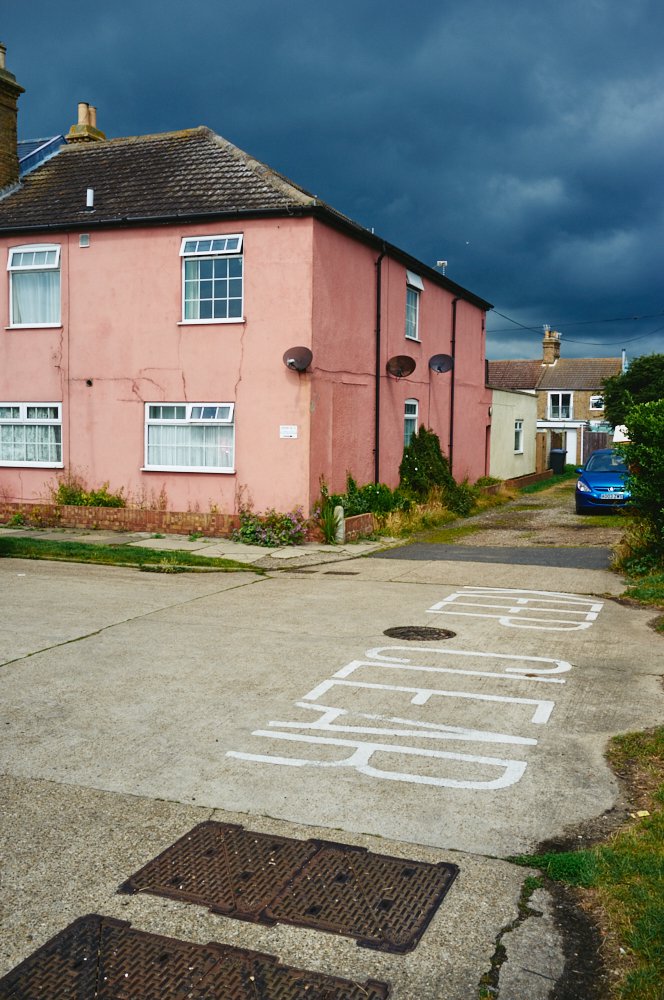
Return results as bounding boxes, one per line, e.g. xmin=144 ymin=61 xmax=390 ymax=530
xmin=4 ymin=0 xmax=664 ymax=360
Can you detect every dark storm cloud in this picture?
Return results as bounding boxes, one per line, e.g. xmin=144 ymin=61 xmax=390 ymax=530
xmin=4 ymin=0 xmax=664 ymax=360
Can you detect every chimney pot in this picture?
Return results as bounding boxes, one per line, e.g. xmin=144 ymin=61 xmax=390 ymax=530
xmin=67 ymin=101 xmax=106 ymax=143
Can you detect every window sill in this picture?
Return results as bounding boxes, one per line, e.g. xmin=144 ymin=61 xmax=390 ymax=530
xmin=6 ymin=324 xmax=63 ymax=331
xmin=404 ymin=335 xmax=420 ymax=342
xmin=177 ymin=319 xmax=245 ymax=327
xmin=0 ymin=461 xmax=64 ymax=468
xmin=141 ymin=466 xmax=235 ymax=474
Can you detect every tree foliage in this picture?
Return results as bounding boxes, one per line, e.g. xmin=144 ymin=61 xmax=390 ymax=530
xmin=620 ymin=399 xmax=664 ymax=558
xmin=602 ymin=354 xmax=664 ymax=427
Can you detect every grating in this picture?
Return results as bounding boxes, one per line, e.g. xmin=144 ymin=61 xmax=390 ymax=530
xmin=118 ymin=822 xmax=318 ymax=921
xmin=0 ymin=914 xmax=390 ymax=1000
xmin=383 ymin=626 xmax=456 ymax=641
xmin=120 ymin=822 xmax=459 ymax=953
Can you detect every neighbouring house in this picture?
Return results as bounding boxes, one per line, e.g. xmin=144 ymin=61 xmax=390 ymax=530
xmin=487 ymin=388 xmax=537 ymax=481
xmin=0 ymin=46 xmax=493 ymax=520
xmin=488 ymin=329 xmax=622 ymax=471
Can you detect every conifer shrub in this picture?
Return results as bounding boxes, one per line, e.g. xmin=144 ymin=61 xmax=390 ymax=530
xmin=399 ymin=425 xmax=475 ymax=515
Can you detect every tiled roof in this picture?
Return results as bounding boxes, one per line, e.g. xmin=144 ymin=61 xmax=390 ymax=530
xmin=0 ymin=127 xmax=317 ymax=228
xmin=537 ymin=358 xmax=622 ymax=389
xmin=488 ymin=356 xmax=621 ymax=391
xmin=487 ymin=360 xmax=541 ymax=389
xmin=18 ymin=135 xmax=66 ymax=176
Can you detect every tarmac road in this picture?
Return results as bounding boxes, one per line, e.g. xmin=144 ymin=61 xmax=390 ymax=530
xmin=0 ymin=502 xmax=662 ymax=999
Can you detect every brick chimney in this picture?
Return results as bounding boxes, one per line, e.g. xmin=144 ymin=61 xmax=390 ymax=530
xmin=66 ymin=102 xmax=106 ymax=143
xmin=0 ymin=43 xmax=25 ymax=190
xmin=542 ymin=325 xmax=561 ymax=365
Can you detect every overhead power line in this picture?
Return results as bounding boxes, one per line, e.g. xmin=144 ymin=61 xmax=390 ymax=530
xmin=487 ymin=309 xmax=664 ymax=346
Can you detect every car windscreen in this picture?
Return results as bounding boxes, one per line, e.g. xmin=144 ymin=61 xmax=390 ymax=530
xmin=585 ymin=453 xmax=628 ymax=473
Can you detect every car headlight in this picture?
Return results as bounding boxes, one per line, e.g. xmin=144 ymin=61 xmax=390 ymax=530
xmin=576 ymin=480 xmax=592 ymax=493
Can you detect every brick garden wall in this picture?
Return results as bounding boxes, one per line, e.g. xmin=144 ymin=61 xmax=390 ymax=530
xmin=0 ymin=501 xmax=240 ymax=538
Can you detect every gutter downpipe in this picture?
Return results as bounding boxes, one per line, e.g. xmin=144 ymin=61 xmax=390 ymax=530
xmin=374 ymin=246 xmax=387 ymax=484
xmin=449 ymin=297 xmax=460 ymax=475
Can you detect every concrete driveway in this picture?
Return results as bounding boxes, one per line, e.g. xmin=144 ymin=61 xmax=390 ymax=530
xmin=0 ymin=540 xmax=661 ymax=998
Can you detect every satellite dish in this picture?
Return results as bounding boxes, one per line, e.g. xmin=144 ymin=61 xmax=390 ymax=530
xmin=429 ymin=353 xmax=454 ymax=373
xmin=282 ymin=346 xmax=313 ymax=372
xmin=386 ymin=355 xmax=416 ymax=378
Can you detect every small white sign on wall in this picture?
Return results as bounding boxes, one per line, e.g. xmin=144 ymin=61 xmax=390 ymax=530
xmin=280 ymin=425 xmax=298 ymax=439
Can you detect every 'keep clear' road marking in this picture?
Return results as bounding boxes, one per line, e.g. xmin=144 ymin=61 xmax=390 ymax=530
xmin=227 ymin=646 xmax=572 ymax=791
xmin=227 ymin=589 xmax=603 ymax=790
xmin=427 ymin=587 xmax=604 ymax=631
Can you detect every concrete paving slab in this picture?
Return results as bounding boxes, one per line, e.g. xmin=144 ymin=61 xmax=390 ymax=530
xmin=0 ymin=773 xmax=537 ymax=1000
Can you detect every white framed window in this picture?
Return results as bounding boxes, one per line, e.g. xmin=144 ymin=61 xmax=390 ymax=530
xmin=180 ymin=234 xmax=243 ymax=323
xmin=405 ymin=270 xmax=423 ymax=340
xmin=144 ymin=403 xmax=235 ymax=472
xmin=404 ymin=398 xmax=419 ymax=447
xmin=548 ymin=392 xmax=573 ymax=419
xmin=514 ymin=419 xmax=524 ymax=453
xmin=7 ymin=244 xmax=61 ymax=327
xmin=0 ymin=403 xmax=62 ymax=466
xmin=589 ymin=395 xmax=604 ymax=410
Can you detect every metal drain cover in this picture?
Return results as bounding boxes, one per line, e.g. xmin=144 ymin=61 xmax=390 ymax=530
xmin=0 ymin=914 xmax=390 ymax=999
xmin=120 ymin=822 xmax=459 ymax=953
xmin=383 ymin=625 xmax=456 ymax=640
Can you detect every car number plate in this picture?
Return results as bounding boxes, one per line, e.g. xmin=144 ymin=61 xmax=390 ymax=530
xmin=599 ymin=492 xmax=624 ymax=500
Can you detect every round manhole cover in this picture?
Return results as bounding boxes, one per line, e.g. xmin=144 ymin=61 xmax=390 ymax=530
xmin=383 ymin=626 xmax=456 ymax=641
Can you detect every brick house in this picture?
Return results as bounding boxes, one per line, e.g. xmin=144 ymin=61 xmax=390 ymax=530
xmin=488 ymin=329 xmax=622 ymax=470
xmin=0 ymin=46 xmax=493 ymax=520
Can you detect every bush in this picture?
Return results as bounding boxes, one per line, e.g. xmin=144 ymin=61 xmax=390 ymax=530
xmin=619 ymin=399 xmax=664 ymax=563
xmin=329 ymin=475 xmax=410 ymax=516
xmin=399 ymin=426 xmax=476 ymax=515
xmin=50 ymin=474 xmax=126 ymax=508
xmin=232 ymin=507 xmax=308 ymax=547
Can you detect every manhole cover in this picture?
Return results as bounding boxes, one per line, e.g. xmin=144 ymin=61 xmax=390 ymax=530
xmin=120 ymin=822 xmax=459 ymax=953
xmin=0 ymin=914 xmax=390 ymax=999
xmin=383 ymin=626 xmax=456 ymax=641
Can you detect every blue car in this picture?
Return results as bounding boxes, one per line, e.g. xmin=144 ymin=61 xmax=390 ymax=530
xmin=575 ymin=448 xmax=630 ymax=514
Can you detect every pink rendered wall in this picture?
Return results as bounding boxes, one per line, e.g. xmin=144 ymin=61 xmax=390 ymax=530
xmin=309 ymin=225 xmax=490 ymax=496
xmin=0 ymin=219 xmax=315 ymax=513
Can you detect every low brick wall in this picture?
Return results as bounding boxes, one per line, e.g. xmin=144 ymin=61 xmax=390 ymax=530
xmin=0 ymin=501 xmax=240 ymax=538
xmin=505 ymin=470 xmax=554 ymax=488
xmin=344 ymin=512 xmax=375 ymax=540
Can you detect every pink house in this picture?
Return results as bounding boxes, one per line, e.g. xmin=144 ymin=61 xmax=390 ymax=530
xmin=0 ymin=49 xmax=492 ymax=518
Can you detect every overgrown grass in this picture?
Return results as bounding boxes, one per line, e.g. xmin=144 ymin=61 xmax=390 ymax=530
xmin=510 ymin=727 xmax=664 ymax=999
xmin=0 ymin=536 xmax=260 ymax=573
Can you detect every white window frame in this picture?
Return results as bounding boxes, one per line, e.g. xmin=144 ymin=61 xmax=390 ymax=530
xmin=405 ymin=270 xmax=423 ymax=341
xmin=589 ymin=395 xmax=604 ymax=410
xmin=0 ymin=402 xmax=63 ymax=467
xmin=514 ymin=418 xmax=524 ymax=453
xmin=548 ymin=391 xmax=573 ymax=420
xmin=404 ymin=398 xmax=419 ymax=447
xmin=7 ymin=244 xmax=61 ymax=328
xmin=179 ymin=234 xmax=244 ymax=324
xmin=143 ymin=402 xmax=235 ymax=473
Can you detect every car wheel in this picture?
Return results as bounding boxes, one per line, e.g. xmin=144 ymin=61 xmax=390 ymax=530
xmin=575 ymin=503 xmax=586 ymax=515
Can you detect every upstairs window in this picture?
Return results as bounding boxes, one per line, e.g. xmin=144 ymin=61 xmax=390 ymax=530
xmin=0 ymin=403 xmax=62 ymax=466
xmin=589 ymin=395 xmax=604 ymax=410
xmin=404 ymin=399 xmax=419 ymax=447
xmin=144 ymin=403 xmax=235 ymax=472
xmin=8 ymin=244 xmax=61 ymax=326
xmin=405 ymin=270 xmax=423 ymax=340
xmin=549 ymin=392 xmax=573 ymax=420
xmin=180 ymin=234 xmax=243 ymax=322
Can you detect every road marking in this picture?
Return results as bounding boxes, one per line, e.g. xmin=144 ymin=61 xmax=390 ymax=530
xmin=427 ymin=587 xmax=604 ymax=631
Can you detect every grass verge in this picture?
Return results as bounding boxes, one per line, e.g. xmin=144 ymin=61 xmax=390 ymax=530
xmin=509 ymin=727 xmax=664 ymax=999
xmin=519 ymin=465 xmax=578 ymax=494
xmin=0 ymin=535 xmax=261 ymax=573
